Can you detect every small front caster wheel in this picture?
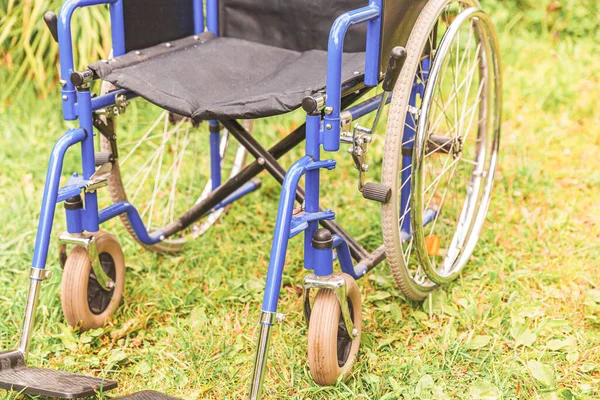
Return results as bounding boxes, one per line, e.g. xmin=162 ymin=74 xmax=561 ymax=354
xmin=61 ymin=231 xmax=125 ymax=330
xmin=308 ymin=273 xmax=362 ymax=386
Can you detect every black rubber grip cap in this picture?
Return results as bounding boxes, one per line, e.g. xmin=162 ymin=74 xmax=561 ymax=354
xmin=301 ymin=96 xmax=318 ymax=114
xmin=44 ymin=12 xmax=59 ymax=42
xmin=64 ymin=195 xmax=83 ymax=210
xmin=312 ymin=228 xmax=333 ymax=250
xmin=70 ymin=69 xmax=96 ymax=86
xmin=382 ymin=46 xmax=407 ymax=92
xmin=362 ymin=182 xmax=392 ymax=203
xmin=70 ymin=72 xmax=86 ymax=86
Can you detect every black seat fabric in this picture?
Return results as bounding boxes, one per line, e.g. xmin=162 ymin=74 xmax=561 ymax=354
xmin=89 ymin=33 xmax=365 ymax=120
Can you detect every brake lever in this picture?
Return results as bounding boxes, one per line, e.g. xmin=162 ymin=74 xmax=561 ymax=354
xmin=44 ymin=11 xmax=59 ymax=43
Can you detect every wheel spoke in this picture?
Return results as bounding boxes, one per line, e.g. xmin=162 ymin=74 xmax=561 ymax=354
xmin=428 ymin=160 xmax=460 ymax=237
xmin=377 ymin=2 xmax=498 ymax=294
xmin=144 ymin=116 xmax=171 ymax=228
xmin=427 ymin=44 xmax=482 ymax=136
xmin=423 ymin=155 xmax=460 ymax=195
xmin=120 ymin=111 xmax=168 ymax=166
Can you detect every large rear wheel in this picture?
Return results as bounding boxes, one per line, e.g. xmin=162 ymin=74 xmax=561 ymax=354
xmin=381 ymin=0 xmax=501 ymax=300
xmin=99 ymin=83 xmax=248 ymax=253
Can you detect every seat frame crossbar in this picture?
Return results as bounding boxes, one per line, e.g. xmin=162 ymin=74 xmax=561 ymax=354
xmin=162 ymin=89 xmax=379 ymax=264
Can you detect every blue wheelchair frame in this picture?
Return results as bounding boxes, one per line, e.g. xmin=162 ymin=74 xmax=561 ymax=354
xmin=18 ymin=0 xmax=431 ymax=397
xmin=38 ymin=0 xmax=391 ymax=305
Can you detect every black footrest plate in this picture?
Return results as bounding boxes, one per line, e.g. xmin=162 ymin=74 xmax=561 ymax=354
xmin=0 ymin=351 xmax=116 ymax=398
xmin=115 ymin=390 xmax=181 ymax=399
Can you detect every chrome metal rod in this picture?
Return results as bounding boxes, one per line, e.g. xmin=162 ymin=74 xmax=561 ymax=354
xmin=18 ymin=278 xmax=42 ymax=355
xmin=248 ymin=314 xmax=274 ymax=400
xmin=370 ymin=91 xmax=390 ymax=133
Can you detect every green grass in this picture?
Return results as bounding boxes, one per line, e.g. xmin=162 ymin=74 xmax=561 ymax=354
xmin=0 ymin=1 xmax=599 ymax=399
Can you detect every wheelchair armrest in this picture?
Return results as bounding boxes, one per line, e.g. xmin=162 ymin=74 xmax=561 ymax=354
xmin=57 ymin=0 xmax=125 ymax=120
xmin=323 ymin=2 xmax=382 ymax=152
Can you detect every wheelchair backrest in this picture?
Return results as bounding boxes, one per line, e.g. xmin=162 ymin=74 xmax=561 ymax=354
xmin=218 ymin=0 xmax=368 ymax=53
xmin=123 ymin=0 xmax=429 ymax=72
xmin=220 ymin=0 xmax=430 ymax=71
xmin=123 ymin=0 xmax=195 ymax=53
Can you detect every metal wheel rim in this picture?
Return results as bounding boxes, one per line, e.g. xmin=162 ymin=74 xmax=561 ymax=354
xmin=412 ymin=8 xmax=501 ymax=284
xmin=382 ymin=0 xmax=484 ymax=297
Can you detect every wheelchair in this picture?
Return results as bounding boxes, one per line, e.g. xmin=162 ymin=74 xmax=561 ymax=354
xmin=0 ymin=0 xmax=501 ymax=398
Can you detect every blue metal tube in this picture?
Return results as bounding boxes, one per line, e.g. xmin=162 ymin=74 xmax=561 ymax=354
xmin=313 ymin=247 xmax=333 ymax=277
xmin=332 ymin=235 xmax=364 ymax=279
xmin=58 ymin=0 xmax=119 ymax=120
xmin=32 ymin=128 xmax=87 ymax=270
xmin=345 ymin=93 xmax=392 ymax=121
xmin=98 ymin=202 xmax=164 ymax=244
xmin=289 ymin=210 xmax=335 ymax=239
xmin=364 ymin=0 xmax=383 ymax=87
xmin=400 ymin=85 xmax=418 ymax=236
xmin=422 ymin=207 xmax=438 ymax=228
xmin=303 ymin=114 xmax=321 ymax=271
xmin=401 ymin=59 xmax=431 ymax=236
xmin=262 ymin=156 xmax=314 ymax=313
xmin=65 ymin=208 xmax=83 ymax=234
xmin=209 ymin=121 xmax=221 ymax=190
xmin=206 ymin=0 xmax=218 ymax=36
xmin=89 ymin=89 xmax=137 ymax=112
xmin=323 ymin=4 xmax=380 ymax=152
xmin=193 ymin=0 xmax=204 ymax=34
xmin=419 ymin=58 xmax=431 ymax=97
xmin=399 ymin=207 xmax=439 ymax=243
xmin=212 ymin=179 xmax=260 ymax=211
xmin=77 ymin=90 xmax=100 ymax=233
xmin=109 ymin=0 xmax=125 ymax=56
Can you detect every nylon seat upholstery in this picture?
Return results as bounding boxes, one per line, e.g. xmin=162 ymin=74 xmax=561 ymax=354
xmin=90 ymin=0 xmax=369 ymax=120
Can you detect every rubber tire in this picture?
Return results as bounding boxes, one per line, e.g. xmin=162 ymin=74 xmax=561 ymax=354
xmin=61 ymin=231 xmax=125 ymax=331
xmin=308 ymin=273 xmax=362 ymax=386
xmin=381 ymin=0 xmax=481 ymax=302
